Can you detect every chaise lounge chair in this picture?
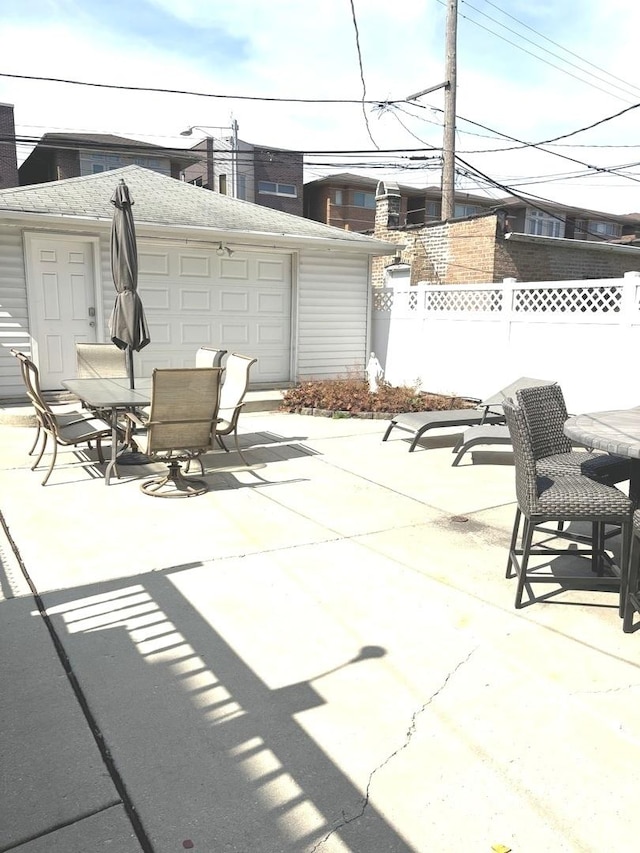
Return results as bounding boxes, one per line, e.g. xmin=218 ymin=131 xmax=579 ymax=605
xmin=382 ymin=377 xmax=555 ymax=453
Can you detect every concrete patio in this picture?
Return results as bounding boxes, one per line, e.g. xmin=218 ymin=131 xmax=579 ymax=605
xmin=1 ymin=409 xmax=640 ymax=852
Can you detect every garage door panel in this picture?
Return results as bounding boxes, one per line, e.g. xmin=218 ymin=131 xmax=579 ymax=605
xmin=139 ymin=252 xmax=169 ymax=275
xmin=140 ymin=286 xmax=170 ymax=310
xmin=220 ymin=258 xmax=248 ymax=279
xmin=178 ymin=255 xmax=210 ymax=277
xmin=220 ymin=323 xmax=250 ymax=345
xmin=256 ymin=291 xmax=286 ymax=313
xmin=180 ymin=288 xmax=212 ymax=311
xmin=220 ymin=290 xmax=249 ymax=312
xmin=148 ymin=321 xmax=172 ymax=344
xmin=257 ymin=259 xmax=286 ymax=281
xmin=181 ymin=322 xmax=213 ymax=344
xmin=256 ymin=322 xmax=286 ymax=344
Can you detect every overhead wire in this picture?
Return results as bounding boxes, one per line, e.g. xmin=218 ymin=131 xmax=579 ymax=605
xmin=459 ymin=0 xmax=640 ymax=103
xmin=348 ymin=0 xmax=380 ymax=149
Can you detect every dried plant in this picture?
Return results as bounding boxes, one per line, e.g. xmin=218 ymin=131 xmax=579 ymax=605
xmin=281 ymin=379 xmax=471 ymax=414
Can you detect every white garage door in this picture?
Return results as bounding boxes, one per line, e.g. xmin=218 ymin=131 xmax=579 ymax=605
xmin=135 ymin=245 xmax=292 ymax=384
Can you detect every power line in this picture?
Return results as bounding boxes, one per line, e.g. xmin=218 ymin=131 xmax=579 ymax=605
xmin=348 ymin=0 xmax=380 ymax=149
xmin=459 ymin=0 xmax=640 ymax=103
xmin=0 ymin=71 xmax=404 ymax=106
xmin=480 ymin=0 xmax=640 ymax=99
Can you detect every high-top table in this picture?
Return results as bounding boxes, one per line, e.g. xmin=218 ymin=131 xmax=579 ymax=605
xmin=62 ymin=377 xmax=152 ymax=485
xmin=564 ymin=407 xmax=640 ymax=505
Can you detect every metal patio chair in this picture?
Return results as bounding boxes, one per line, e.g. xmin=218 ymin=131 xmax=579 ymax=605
xmin=11 ymin=349 xmax=111 ymax=485
xmin=502 ymin=397 xmax=632 ymax=613
xmin=76 ymin=343 xmax=128 ymax=379
xmin=195 ymin=346 xmax=227 ymax=369
xmin=214 ymin=353 xmax=257 ymax=466
xmin=129 ymin=367 xmax=223 ymax=498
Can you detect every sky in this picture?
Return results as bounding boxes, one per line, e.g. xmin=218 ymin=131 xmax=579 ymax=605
xmin=1 ymin=0 xmax=640 ymax=215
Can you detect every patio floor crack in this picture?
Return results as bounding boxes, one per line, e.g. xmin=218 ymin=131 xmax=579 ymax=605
xmin=311 ymin=646 xmax=478 ymax=852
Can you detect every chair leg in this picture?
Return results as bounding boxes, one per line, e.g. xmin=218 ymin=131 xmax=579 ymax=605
xmin=620 ymin=520 xmax=632 ymax=620
xmin=28 ymin=424 xmax=41 ymax=456
xmin=515 ymin=520 xmax=535 ymax=609
xmin=233 ymin=430 xmax=250 ymax=466
xmin=40 ymin=441 xmax=58 ymax=486
xmin=506 ymin=508 xmax=521 ymax=579
xmin=31 ymin=432 xmax=48 ymax=471
xmin=623 ymin=525 xmax=638 ymax=631
xmin=217 ymin=435 xmax=229 ymax=453
xmin=381 ymin=421 xmax=396 ymax=442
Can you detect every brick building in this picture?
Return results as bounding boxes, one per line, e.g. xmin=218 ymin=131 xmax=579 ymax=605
xmin=182 ymin=137 xmax=303 ymax=216
xmin=373 ymin=181 xmax=640 ymax=286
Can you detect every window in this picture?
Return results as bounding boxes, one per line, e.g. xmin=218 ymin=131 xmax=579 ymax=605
xmin=189 ymin=176 xmax=203 ymax=187
xmin=353 ymin=191 xmax=376 ymax=209
xmin=591 ymin=221 xmax=622 ymax=237
xmin=92 ymin=164 xmax=105 ymax=174
xmin=258 ymin=180 xmax=297 ymax=197
xmin=454 ymin=203 xmax=481 ymax=217
xmin=236 ymin=173 xmax=247 ymax=200
xmin=219 ymin=174 xmax=227 ymax=195
xmin=333 ymin=189 xmax=343 ymax=205
xmin=525 ymin=209 xmax=565 ymax=238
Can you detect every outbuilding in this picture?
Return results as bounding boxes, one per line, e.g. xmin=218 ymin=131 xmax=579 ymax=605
xmin=0 ymin=165 xmax=395 ymax=397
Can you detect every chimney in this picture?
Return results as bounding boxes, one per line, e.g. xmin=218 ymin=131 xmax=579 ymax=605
xmin=375 ymin=180 xmax=401 ymax=233
xmin=0 ymin=103 xmax=19 ymax=189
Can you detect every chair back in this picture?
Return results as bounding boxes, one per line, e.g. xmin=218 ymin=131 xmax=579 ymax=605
xmin=76 ymin=343 xmax=128 ymax=378
xmin=10 ymin=349 xmax=57 ymax=432
xmin=218 ymin=353 xmax=257 ymax=426
xmin=146 ymin=367 xmax=223 ymax=453
xmin=515 ymin=383 xmax=572 ymax=460
xmin=195 ymin=346 xmax=227 ymax=369
xmin=502 ymin=397 xmax=540 ymax=515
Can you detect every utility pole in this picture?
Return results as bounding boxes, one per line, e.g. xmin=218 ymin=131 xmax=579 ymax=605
xmin=231 ymin=118 xmax=239 ymax=198
xmin=441 ymin=0 xmax=458 ymax=220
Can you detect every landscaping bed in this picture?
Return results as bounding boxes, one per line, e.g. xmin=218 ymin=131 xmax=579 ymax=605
xmin=280 ymin=379 xmax=475 ymax=418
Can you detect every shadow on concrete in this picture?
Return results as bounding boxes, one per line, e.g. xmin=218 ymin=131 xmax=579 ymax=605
xmin=40 ymin=568 xmax=414 ymax=852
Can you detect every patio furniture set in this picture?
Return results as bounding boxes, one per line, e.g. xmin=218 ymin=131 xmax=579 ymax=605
xmin=10 ymin=344 xmax=257 ymax=499
xmin=383 ymin=378 xmax=640 ymax=634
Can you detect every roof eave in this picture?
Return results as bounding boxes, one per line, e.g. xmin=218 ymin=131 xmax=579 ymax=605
xmin=0 ymin=209 xmax=400 ymax=255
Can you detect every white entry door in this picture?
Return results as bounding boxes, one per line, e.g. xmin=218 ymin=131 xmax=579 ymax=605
xmin=26 ymin=236 xmax=99 ymax=389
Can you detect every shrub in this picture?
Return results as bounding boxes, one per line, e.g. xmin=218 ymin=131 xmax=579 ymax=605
xmin=281 ymin=378 xmax=472 ymax=414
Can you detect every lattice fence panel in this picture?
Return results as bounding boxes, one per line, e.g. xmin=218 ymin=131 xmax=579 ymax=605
xmin=373 ymin=290 xmax=394 ymax=312
xmin=514 ymin=286 xmax=621 ymax=313
xmin=424 ymin=289 xmax=502 ymax=312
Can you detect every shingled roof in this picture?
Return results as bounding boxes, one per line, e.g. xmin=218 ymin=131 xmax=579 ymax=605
xmin=0 ymin=165 xmax=395 ymax=252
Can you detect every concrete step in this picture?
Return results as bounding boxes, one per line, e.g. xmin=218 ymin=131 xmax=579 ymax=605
xmin=0 ymin=389 xmax=286 ymax=426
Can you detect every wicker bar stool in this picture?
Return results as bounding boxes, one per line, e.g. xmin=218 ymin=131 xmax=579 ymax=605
xmin=623 ymin=511 xmax=640 ymax=632
xmin=503 ymin=397 xmax=632 ymax=613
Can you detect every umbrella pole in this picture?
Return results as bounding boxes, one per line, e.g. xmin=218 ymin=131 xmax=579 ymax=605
xmin=127 ymin=346 xmax=135 ymax=389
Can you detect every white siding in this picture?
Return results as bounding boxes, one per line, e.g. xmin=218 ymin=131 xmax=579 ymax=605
xmin=0 ymin=228 xmax=30 ymax=398
xmin=297 ymin=251 xmax=370 ymax=380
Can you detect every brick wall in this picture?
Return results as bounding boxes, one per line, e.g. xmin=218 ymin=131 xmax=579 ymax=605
xmin=373 ymin=190 xmax=640 ymax=285
xmin=0 ymin=104 xmax=18 ymax=189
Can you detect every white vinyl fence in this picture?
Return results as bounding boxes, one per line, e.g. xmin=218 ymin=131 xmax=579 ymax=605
xmin=371 ymin=271 xmax=640 ymax=414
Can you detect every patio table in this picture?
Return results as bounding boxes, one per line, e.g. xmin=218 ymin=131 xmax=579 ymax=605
xmin=564 ymin=407 xmax=640 ymax=505
xmin=62 ymin=376 xmax=152 ymax=485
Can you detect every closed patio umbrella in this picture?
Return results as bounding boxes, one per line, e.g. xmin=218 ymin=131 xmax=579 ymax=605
xmin=109 ymin=178 xmax=150 ymax=388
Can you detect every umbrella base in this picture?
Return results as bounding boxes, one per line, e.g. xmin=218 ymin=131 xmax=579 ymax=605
xmin=140 ymin=460 xmax=208 ymax=498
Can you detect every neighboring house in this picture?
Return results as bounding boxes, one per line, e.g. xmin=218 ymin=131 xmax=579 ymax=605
xmin=0 ymin=165 xmax=395 ymax=399
xmin=18 ymin=133 xmax=199 ymax=185
xmin=182 ymin=137 xmax=304 ymax=217
xmin=304 ymin=172 xmax=640 ymax=244
xmin=372 ymin=181 xmax=640 ymax=286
